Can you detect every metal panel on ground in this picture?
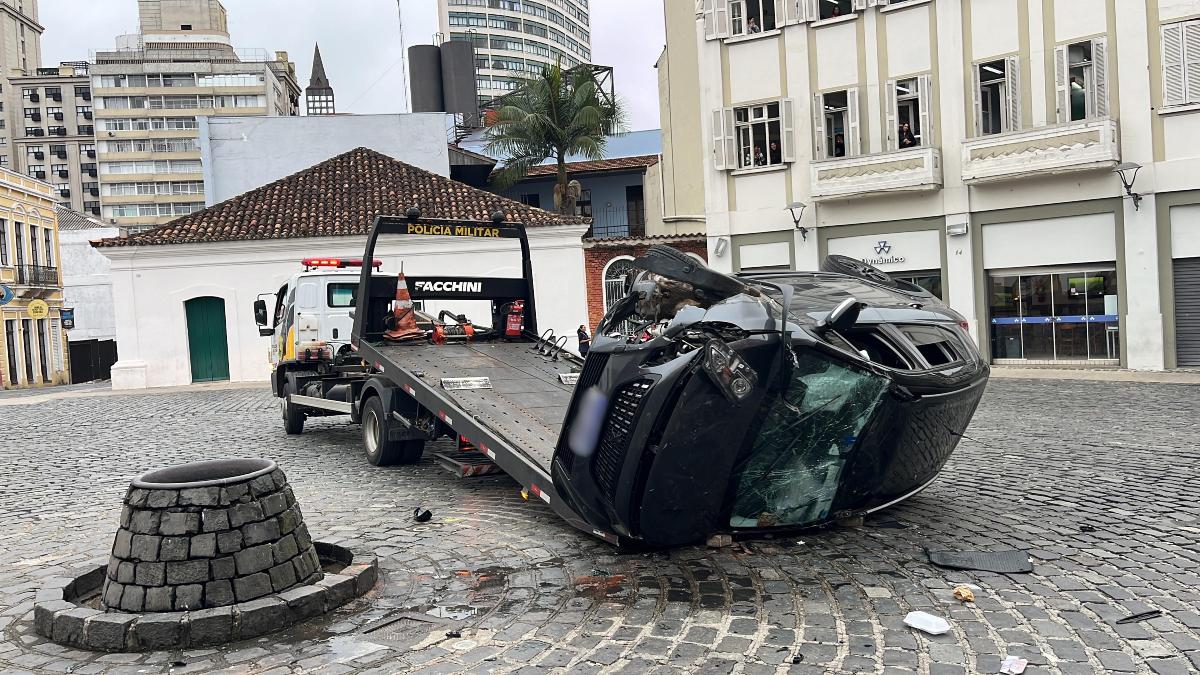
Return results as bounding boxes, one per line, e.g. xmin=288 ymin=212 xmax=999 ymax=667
xmin=1174 ymin=257 xmax=1200 ymax=366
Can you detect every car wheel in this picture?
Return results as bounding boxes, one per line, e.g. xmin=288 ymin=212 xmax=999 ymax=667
xmin=820 ymin=254 xmax=932 ymax=297
xmin=282 ymin=382 xmax=305 ymax=435
xmin=362 ymin=396 xmax=414 ymax=466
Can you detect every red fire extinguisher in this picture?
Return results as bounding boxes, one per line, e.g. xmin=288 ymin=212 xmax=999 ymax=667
xmin=505 ymin=300 xmax=525 ymax=339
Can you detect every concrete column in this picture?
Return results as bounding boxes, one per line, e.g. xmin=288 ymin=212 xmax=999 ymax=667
xmin=944 ymin=213 xmax=979 ymax=345
xmin=863 ymin=10 xmax=883 ymax=155
xmin=1027 ymin=0 xmax=1049 ymax=127
xmin=698 ymin=20 xmax=734 ymax=273
xmin=1114 ymin=0 xmax=1165 ymax=370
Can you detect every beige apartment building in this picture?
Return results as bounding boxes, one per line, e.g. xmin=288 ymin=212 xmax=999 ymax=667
xmin=662 ymin=0 xmax=1200 ymax=371
xmin=0 ymin=0 xmax=45 ymax=167
xmin=91 ymin=0 xmax=301 ymax=231
xmin=6 ymin=63 xmax=96 ymax=216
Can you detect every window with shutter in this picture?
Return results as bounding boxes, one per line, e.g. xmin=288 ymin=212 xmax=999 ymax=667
xmin=1185 ymin=22 xmax=1200 ymax=104
xmin=917 ymin=74 xmax=933 ymax=145
xmin=812 ymin=92 xmax=826 ymax=159
xmin=1092 ymin=37 xmax=1109 ymax=118
xmin=781 ymin=98 xmax=796 ymax=161
xmin=1054 ymin=45 xmax=1070 ymax=123
xmin=712 ymin=109 xmax=730 ymax=169
xmin=1005 ymin=55 xmax=1022 ymax=131
xmin=885 ymin=80 xmax=898 ymax=150
xmin=847 ymin=87 xmax=861 ymax=155
xmin=1163 ymin=23 xmax=1186 ymax=106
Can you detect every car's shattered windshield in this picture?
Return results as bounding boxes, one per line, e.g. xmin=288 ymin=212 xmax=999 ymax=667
xmin=729 ymin=350 xmax=889 ymax=529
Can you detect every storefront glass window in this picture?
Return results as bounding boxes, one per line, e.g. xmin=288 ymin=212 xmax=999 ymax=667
xmin=989 ymin=268 xmax=1119 ymax=363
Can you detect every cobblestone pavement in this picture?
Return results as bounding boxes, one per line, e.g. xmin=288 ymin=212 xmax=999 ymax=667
xmin=0 ymin=379 xmax=1197 ymax=674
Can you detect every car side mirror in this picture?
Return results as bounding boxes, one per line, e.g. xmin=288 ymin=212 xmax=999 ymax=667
xmin=818 ymin=298 xmax=862 ymax=333
xmin=253 ymin=299 xmax=268 ymax=327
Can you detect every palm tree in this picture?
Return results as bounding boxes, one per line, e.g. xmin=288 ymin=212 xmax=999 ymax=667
xmin=485 ymin=63 xmax=624 ymax=216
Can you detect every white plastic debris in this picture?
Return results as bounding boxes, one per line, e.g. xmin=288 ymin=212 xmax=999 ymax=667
xmin=1000 ymin=656 xmax=1028 ymax=674
xmin=903 ymin=611 xmax=951 ymax=635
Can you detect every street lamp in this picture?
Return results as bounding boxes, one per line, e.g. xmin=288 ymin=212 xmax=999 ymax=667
xmin=787 ymin=201 xmax=809 ymax=240
xmin=1114 ymin=162 xmax=1143 ymax=211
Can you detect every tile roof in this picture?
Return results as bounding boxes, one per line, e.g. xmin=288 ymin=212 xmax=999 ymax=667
xmin=521 ymin=154 xmax=660 ymax=178
xmin=95 ymin=147 xmax=586 ymax=248
xmin=56 ymin=206 xmax=108 ymax=231
xmin=583 ymin=232 xmax=707 ymax=247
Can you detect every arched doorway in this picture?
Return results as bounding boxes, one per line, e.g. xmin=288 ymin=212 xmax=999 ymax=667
xmin=184 ymin=297 xmax=230 ymax=382
xmin=602 ymin=257 xmax=637 ymax=335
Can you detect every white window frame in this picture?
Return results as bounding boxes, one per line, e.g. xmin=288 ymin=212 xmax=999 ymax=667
xmin=713 ymin=99 xmax=795 ymax=171
xmin=1055 ymin=37 xmax=1108 ymax=123
xmin=813 ymin=88 xmax=859 ymax=159
xmin=885 ymin=74 xmax=933 ymax=150
xmin=973 ymin=56 xmax=1021 ymax=136
xmin=1161 ymin=20 xmax=1200 ymax=108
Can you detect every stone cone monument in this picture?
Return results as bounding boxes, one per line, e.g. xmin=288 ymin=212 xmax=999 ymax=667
xmin=101 ymin=459 xmax=322 ymax=613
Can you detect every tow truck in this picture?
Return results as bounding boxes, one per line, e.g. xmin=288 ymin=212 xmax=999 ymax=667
xmin=256 ymin=211 xmax=988 ymax=548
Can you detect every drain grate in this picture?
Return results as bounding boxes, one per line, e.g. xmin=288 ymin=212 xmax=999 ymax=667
xmin=361 ymin=612 xmax=452 ymax=649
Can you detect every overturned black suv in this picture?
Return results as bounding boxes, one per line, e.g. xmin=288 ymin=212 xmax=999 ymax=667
xmin=552 ymin=246 xmax=989 ymax=547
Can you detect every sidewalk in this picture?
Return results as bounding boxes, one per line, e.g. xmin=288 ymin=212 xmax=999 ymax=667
xmin=990 ymin=366 xmax=1200 ymax=384
xmin=0 ymin=380 xmax=269 ymax=406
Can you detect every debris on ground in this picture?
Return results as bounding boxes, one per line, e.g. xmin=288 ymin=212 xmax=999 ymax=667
xmin=1115 ymin=609 xmax=1163 ymax=624
xmin=903 ymin=611 xmax=951 ymax=635
xmin=1079 ymin=524 xmax=1098 ymax=533
xmin=1000 ymin=655 xmax=1028 ymax=673
xmin=413 ymin=508 xmax=433 ymax=522
xmin=706 ymin=534 xmax=732 ymax=548
xmin=953 ymin=585 xmax=976 ymax=603
xmin=445 ymin=630 xmax=461 ymax=638
xmin=927 ymin=549 xmax=1033 ymax=574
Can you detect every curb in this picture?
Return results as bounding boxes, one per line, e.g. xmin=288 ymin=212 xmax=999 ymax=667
xmin=33 ymin=542 xmax=376 ymax=652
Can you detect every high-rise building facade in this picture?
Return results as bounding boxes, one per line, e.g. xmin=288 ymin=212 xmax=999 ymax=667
xmin=6 ymin=63 xmax=96 ymax=216
xmin=438 ymin=0 xmax=592 ymax=104
xmin=91 ymin=0 xmax=301 ymax=231
xmin=305 ymin=44 xmax=335 ymax=115
xmin=0 ymin=0 xmax=45 ymax=168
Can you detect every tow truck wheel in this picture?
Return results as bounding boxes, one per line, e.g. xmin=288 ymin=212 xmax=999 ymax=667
xmin=282 ymin=382 xmax=305 ymax=435
xmin=362 ymin=396 xmax=424 ymax=466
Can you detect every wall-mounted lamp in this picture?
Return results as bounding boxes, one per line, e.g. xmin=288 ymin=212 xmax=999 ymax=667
xmin=1114 ymin=162 xmax=1143 ymax=211
xmin=787 ymin=201 xmax=809 ymax=240
xmin=714 ymin=237 xmax=729 ymax=257
xmin=946 ymin=219 xmax=969 ymax=236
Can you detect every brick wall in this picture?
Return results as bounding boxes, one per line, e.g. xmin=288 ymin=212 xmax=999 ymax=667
xmin=582 ymin=238 xmax=709 ymax=331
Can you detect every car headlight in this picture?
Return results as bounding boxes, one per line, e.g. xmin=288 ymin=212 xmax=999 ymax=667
xmin=703 ymin=339 xmax=758 ymax=403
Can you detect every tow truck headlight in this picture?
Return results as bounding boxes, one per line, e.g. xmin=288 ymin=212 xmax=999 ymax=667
xmin=703 ymin=339 xmax=758 ymax=403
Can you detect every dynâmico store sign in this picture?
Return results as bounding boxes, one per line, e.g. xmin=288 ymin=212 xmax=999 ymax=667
xmin=827 ymin=231 xmax=941 ymax=272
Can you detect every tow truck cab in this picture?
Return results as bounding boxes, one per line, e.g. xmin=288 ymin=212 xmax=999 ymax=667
xmin=254 ymin=258 xmax=391 ymax=395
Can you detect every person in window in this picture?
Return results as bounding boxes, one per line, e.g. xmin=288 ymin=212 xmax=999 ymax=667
xmin=769 ymin=141 xmax=782 ymax=165
xmin=833 ymin=133 xmax=846 ymax=157
xmin=754 ymin=145 xmax=767 ymax=166
xmin=577 ymin=325 xmax=591 ymax=356
xmin=747 ymin=17 xmax=761 ymax=33
xmin=832 ymin=6 xmax=842 ymax=17
xmin=898 ymin=123 xmax=917 ymax=148
xmin=1070 ymin=76 xmax=1086 ymax=121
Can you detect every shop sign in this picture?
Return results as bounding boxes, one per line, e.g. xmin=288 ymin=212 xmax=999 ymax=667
xmin=28 ymin=299 xmax=49 ymax=320
xmin=61 ymin=308 xmax=75 ymax=330
xmin=862 ymin=240 xmax=907 ymax=267
xmin=0 ymin=284 xmax=13 ymax=307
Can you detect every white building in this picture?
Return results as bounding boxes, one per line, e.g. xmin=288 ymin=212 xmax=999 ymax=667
xmin=438 ymin=0 xmax=592 ymax=104
xmin=672 ymin=0 xmax=1200 ymax=370
xmin=97 ymin=147 xmax=590 ymax=390
xmin=198 ymin=113 xmax=451 ymax=204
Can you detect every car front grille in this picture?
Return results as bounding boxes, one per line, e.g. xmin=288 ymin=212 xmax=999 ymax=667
xmin=593 ymin=378 xmax=653 ymax=499
xmin=576 ymin=352 xmax=609 ymax=392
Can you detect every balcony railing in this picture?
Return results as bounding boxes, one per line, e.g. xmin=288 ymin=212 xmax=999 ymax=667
xmin=811 ymin=147 xmax=942 ymax=201
xmin=586 ymin=205 xmax=647 ymax=240
xmin=17 ymin=265 xmax=59 ymax=287
xmin=960 ymin=119 xmax=1120 ymax=184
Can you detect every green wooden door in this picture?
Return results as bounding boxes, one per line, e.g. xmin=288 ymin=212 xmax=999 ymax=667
xmin=185 ymin=297 xmax=230 ymax=382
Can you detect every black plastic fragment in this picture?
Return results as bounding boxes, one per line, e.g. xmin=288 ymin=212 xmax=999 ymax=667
xmin=927 ymin=549 xmax=1033 ymax=574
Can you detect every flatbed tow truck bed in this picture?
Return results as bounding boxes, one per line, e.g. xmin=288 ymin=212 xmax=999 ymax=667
xmin=375 ymin=341 xmax=575 ymax=471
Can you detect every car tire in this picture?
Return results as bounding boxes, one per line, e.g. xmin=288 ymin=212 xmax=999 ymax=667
xmin=820 ymin=254 xmax=933 ymax=298
xmin=282 ymin=382 xmax=305 ymax=435
xmin=362 ymin=396 xmax=424 ymax=466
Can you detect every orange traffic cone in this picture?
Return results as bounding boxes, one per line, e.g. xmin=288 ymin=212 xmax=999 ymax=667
xmin=384 ymin=273 xmax=425 ymax=342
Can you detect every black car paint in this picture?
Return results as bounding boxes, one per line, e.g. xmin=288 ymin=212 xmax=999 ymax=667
xmin=551 ymin=266 xmax=990 ymax=548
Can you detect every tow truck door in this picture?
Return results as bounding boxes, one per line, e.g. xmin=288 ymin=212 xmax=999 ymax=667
xmin=294 ymin=277 xmax=321 ymax=345
xmin=323 ymin=275 xmax=357 ymax=347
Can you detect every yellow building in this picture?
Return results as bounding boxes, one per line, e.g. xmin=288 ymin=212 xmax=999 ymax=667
xmin=0 ymin=166 xmax=69 ymax=389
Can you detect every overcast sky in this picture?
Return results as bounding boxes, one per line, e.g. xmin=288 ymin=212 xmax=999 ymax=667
xmin=40 ymin=0 xmax=665 ymax=131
